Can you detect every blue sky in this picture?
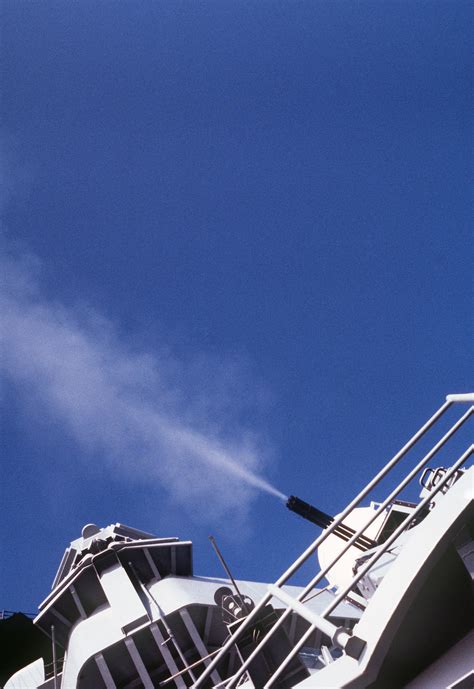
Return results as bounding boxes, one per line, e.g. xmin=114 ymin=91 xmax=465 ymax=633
xmin=1 ymin=1 xmax=472 ymax=613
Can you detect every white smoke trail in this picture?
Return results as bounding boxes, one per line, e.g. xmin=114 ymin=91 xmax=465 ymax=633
xmin=0 ymin=250 xmax=285 ymax=521
xmin=159 ymin=421 xmax=287 ymax=500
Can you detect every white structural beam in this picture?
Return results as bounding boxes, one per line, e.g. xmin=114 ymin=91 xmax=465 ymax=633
xmin=144 ymin=549 xmax=161 ymax=581
xmin=180 ymin=609 xmax=222 ymax=685
xmin=51 ymin=607 xmax=71 ymax=628
xmin=99 ymin=563 xmax=146 ymax=628
xmin=95 ymin=653 xmax=117 ymax=689
xmin=69 ymin=584 xmax=87 ymax=620
xmin=268 ymin=585 xmax=353 ymax=651
xmin=288 ymin=613 xmax=297 ymax=644
xmin=203 ymin=607 xmax=213 ymax=646
xmin=124 ymin=637 xmax=154 ymax=689
xmin=150 ymin=622 xmax=187 ymax=689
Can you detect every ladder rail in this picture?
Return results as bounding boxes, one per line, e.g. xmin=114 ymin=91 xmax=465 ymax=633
xmin=263 ymin=443 xmax=474 ymax=689
xmin=222 ymin=405 xmax=473 ymax=689
xmin=191 ymin=396 xmax=473 ymax=689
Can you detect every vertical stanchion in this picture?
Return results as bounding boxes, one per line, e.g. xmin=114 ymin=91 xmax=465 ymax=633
xmin=51 ymin=624 xmax=58 ymax=689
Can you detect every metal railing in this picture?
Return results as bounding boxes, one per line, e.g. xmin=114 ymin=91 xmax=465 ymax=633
xmin=0 ymin=609 xmax=36 ymax=619
xmin=44 ymin=657 xmax=65 ymax=680
xmin=192 ymin=393 xmax=473 ymax=689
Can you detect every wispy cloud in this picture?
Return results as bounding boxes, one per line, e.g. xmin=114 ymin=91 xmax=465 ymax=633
xmin=1 ymin=249 xmax=284 ymax=525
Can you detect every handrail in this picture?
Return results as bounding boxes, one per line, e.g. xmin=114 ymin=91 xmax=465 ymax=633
xmin=191 ymin=396 xmax=472 ymax=689
xmin=324 ymin=443 xmax=473 ymax=617
xmin=267 ymin=585 xmax=365 ymax=659
xmin=264 ymin=444 xmax=473 ymax=688
xmin=446 ymin=393 xmax=474 ymax=403
xmin=192 ymin=398 xmax=454 ymax=689
xmin=220 ymin=405 xmax=474 ymax=689
xmin=0 ymin=609 xmax=36 ymax=619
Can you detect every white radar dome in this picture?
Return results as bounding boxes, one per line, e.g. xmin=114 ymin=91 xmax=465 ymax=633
xmin=81 ymin=523 xmax=101 ymax=539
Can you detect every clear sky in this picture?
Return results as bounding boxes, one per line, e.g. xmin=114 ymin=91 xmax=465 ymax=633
xmin=1 ymin=1 xmax=472 ymax=613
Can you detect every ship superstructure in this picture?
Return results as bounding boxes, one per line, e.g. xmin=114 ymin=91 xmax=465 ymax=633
xmin=3 ymin=393 xmax=473 ymax=689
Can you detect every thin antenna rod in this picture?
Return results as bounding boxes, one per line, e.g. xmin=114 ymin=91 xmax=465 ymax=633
xmin=209 ymin=535 xmax=249 ymax=614
xmin=51 ymin=625 xmax=58 ymax=689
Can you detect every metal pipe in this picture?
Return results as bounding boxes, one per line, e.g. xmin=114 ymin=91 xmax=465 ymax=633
xmin=256 ymin=430 xmax=474 ymax=689
xmin=131 ymin=560 xmax=198 ymax=685
xmin=160 ymin=649 xmax=221 ymax=686
xmin=192 ymin=399 xmax=452 ymax=689
xmin=252 ymin=410 xmax=473 ymax=689
xmin=265 ymin=444 xmax=474 ymax=688
xmin=211 ymin=675 xmax=238 ymax=689
xmin=160 ymin=622 xmax=198 ymax=683
xmin=51 ymin=624 xmax=58 ymax=689
xmin=267 ymin=585 xmax=350 ymax=648
xmin=215 ymin=402 xmax=462 ymax=689
xmin=446 ymin=393 xmax=474 ymax=403
xmin=209 ymin=536 xmax=250 ymax=615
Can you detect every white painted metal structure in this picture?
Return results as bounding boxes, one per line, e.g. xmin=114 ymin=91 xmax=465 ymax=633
xmin=193 ymin=395 xmax=473 ymax=689
xmin=3 ymin=394 xmax=473 ymax=689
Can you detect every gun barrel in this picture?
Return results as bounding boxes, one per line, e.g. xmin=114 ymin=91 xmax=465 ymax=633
xmin=286 ymin=495 xmax=376 ymax=552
